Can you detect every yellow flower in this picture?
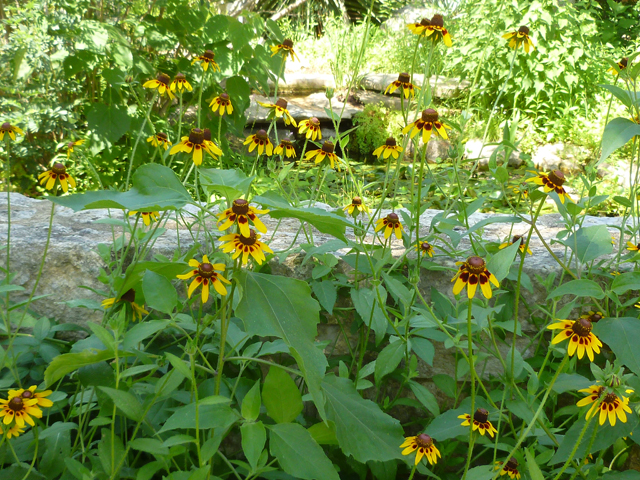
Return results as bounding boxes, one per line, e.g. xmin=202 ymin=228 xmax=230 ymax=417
xmin=210 ymin=93 xmax=233 ymax=116
xmin=496 ymin=458 xmax=521 ymax=479
xmin=170 ymin=73 xmax=193 ymax=93
xmin=244 ymin=129 xmax=274 ymax=156
xmin=0 ymin=122 xmax=25 ymax=142
xmin=402 ymin=108 xmax=451 ymax=144
xmin=577 ymin=385 xmax=633 ymax=427
xmin=270 ymin=38 xmax=299 ymax=62
xmin=147 ymin=132 xmax=172 ymax=150
xmin=627 ymin=241 xmax=640 ymax=252
xmin=170 ymin=128 xmax=221 ymax=166
xmin=101 ymin=288 xmax=150 ymax=321
xmin=525 ymin=170 xmax=572 ymax=204
xmin=384 ymin=73 xmax=419 ymax=99
xmin=372 ymin=137 xmax=403 ymax=160
xmin=547 ymin=318 xmax=602 ymax=361
xmin=305 ymin=141 xmax=341 ymax=171
xmin=407 ymin=18 xmax=431 ymax=36
xmin=192 ymin=50 xmax=220 ymax=72
xmin=400 ymin=434 xmax=441 ymax=466
xmin=128 ymin=211 xmax=159 ymax=226
xmin=8 ymin=385 xmax=53 ymax=409
xmin=38 ymin=163 xmax=76 ymax=193
xmin=218 ymin=199 xmax=269 ymax=238
xmin=343 ymin=197 xmax=370 ymax=217
xmin=608 ymin=57 xmax=628 ymax=76
xmin=458 ymin=408 xmax=498 ymax=437
xmin=375 ymin=212 xmax=404 ymax=240
xmin=202 ymin=128 xmax=221 ymax=156
xmin=177 ymin=255 xmax=230 ymax=303
xmin=0 ymin=396 xmax=42 ymax=428
xmin=452 ymin=256 xmax=499 ymax=299
xmin=65 ymin=139 xmax=85 ymax=157
xmin=219 ymin=230 xmax=273 ymax=265
xmin=257 ymin=98 xmax=297 ymax=127
xmin=417 ymin=241 xmax=434 ymax=257
xmin=0 ymin=423 xmax=25 ymax=439
xmin=579 ymin=311 xmax=603 ymax=323
xmin=423 ymin=14 xmax=452 ymax=47
xmin=502 ymin=25 xmax=535 ymax=53
xmin=298 ymin=117 xmax=322 ymax=141
xmin=499 ymin=235 xmax=532 ymax=255
xmin=274 ymin=139 xmax=297 ymax=158
xmin=143 ymin=73 xmax=175 ymax=100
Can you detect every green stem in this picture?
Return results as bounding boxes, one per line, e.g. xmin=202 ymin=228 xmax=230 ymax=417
xmin=125 ymin=92 xmax=157 ymax=189
xmin=215 ymin=261 xmax=239 ymax=395
xmin=568 ymin=421 xmax=599 ymax=480
xmin=551 ymin=409 xmax=598 ymax=480
xmin=461 ymin=298 xmax=476 ymax=480
xmin=408 ymin=463 xmax=418 ymax=480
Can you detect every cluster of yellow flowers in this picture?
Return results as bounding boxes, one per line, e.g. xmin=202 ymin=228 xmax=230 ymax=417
xmin=0 ymin=386 xmax=53 ymax=439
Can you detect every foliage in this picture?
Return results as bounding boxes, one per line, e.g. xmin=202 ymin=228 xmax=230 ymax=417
xmin=350 ymin=103 xmax=392 ymax=159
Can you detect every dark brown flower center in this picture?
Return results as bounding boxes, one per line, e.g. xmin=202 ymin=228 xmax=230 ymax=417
xmin=8 ymin=397 xmax=24 ymax=412
xmin=620 ymin=57 xmax=628 ymax=68
xmin=421 ymin=242 xmax=431 ymax=251
xmin=203 ymin=128 xmax=212 ymax=141
xmin=156 ymin=132 xmax=168 ymax=141
xmin=571 ymin=318 xmax=592 ymax=337
xmin=422 ymin=109 xmax=439 ymax=123
xmin=466 ymin=256 xmax=486 ymax=274
xmin=415 ymin=433 xmax=433 ymax=448
xmin=603 ymin=393 xmax=618 ymax=404
xmin=175 ymin=73 xmax=186 ymax=81
xmin=256 ymin=129 xmax=269 ymax=142
xmin=52 ymin=163 xmax=66 ymax=175
xmin=548 ymin=170 xmax=565 ymax=186
xmin=506 ymin=457 xmax=519 ymax=470
xmin=189 ymin=128 xmax=204 ymax=145
xmin=280 ymin=139 xmax=293 ymax=147
xmin=473 ymin=408 xmax=489 ymax=423
xmin=310 ymin=117 xmax=320 ymax=127
xmin=419 ymin=18 xmax=431 ymax=26
xmin=386 ymin=212 xmax=399 ymax=224
xmin=232 ymin=199 xmax=249 ymax=215
xmin=275 ymin=98 xmax=288 ymax=109
xmin=512 ymin=235 xmax=524 ymax=245
xmin=198 ymin=262 xmax=215 ymax=278
xmin=518 ymin=25 xmax=530 ymax=35
xmin=398 ymin=72 xmax=410 ymax=83
xmin=239 ymin=230 xmax=258 ymax=246
xmin=385 ymin=136 xmax=397 ymax=147
xmin=157 ymin=73 xmax=171 ymax=85
xmin=589 ymin=313 xmax=602 ymax=323
xmin=67 ymin=142 xmax=75 ymax=149
xmin=1 ymin=122 xmax=11 ymax=130
xmin=220 ymin=93 xmax=230 ymax=102
xmin=121 ymin=288 xmax=136 ymax=303
xmin=322 ymin=141 xmax=335 ymax=154
xmin=21 ymin=390 xmax=33 ymax=399
xmin=430 ymin=14 xmax=444 ymax=28
xmin=352 ymin=197 xmax=362 ymax=205
xmin=203 ymin=50 xmax=215 ymax=60
xmin=283 ymin=38 xmax=294 ymax=48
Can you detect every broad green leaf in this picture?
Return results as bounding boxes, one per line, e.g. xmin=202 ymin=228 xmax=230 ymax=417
xmin=142 ymin=270 xmax=177 ymax=315
xmin=50 ymin=164 xmax=192 ymax=212
xmin=465 ymin=465 xmax=494 ymax=480
xmin=552 ymin=374 xmax=592 ymax=394
xmin=262 ymin=366 xmax=303 ymax=423
xmin=241 ymin=421 xmax=266 ymax=471
xmin=241 ymin=381 xmax=261 ymax=421
xmin=411 ymin=337 xmax=434 ymax=366
xmin=487 ymin=241 xmax=521 ymax=282
xmin=351 ymin=287 xmax=388 ymax=346
xmin=165 ymin=352 xmax=193 ymax=380
xmin=525 ymin=447 xmax=544 ymax=480
xmin=567 ymin=225 xmax=613 ymax=263
xmin=158 ymin=397 xmax=237 ymax=433
xmin=129 ymin=438 xmax=169 ymax=456
xmin=236 ymin=271 xmax=327 ymax=418
xmin=86 ymin=103 xmax=131 ymax=145
xmin=119 ymin=260 xmax=188 ymax=301
xmin=39 ymin=422 xmax=78 ymax=440
xmin=199 ymin=168 xmax=254 ymax=199
xmin=374 ymin=340 xmax=405 ymax=385
xmin=123 ymin=319 xmax=171 ymax=350
xmin=611 ymin=272 xmax=640 ymax=295
xmin=322 ymin=374 xmax=404 ymax=463
xmin=424 ymin=406 xmax=469 ymax=440
xmin=311 ymin=280 xmax=337 ymax=314
xmin=45 ymin=349 xmax=117 ymax=387
xmin=408 ymin=381 xmax=440 ymax=416
xmin=599 ymin=117 xmax=640 ymax=165
xmin=603 ymin=472 xmax=640 ymax=480
xmin=307 ymin=421 xmax=338 ymax=445
xmin=547 ymin=280 xmax=604 ymax=300
xmin=594 ymin=318 xmax=640 ymax=376
xmin=99 ymin=387 xmax=144 ymax=421
xmin=269 ymin=423 xmax=340 ymax=480
xmin=368 ymin=460 xmax=397 ymax=480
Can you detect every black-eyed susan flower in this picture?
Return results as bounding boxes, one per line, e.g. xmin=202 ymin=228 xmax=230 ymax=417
xmin=373 ymin=137 xmax=403 ymax=160
xmin=526 ymin=170 xmax=572 ymax=204
xmin=274 ymin=139 xmax=297 ymax=158
xmin=170 ymin=73 xmax=193 ymax=93
xmin=170 ymin=128 xmax=218 ymax=166
xmin=65 ymin=139 xmax=85 ymax=157
xmin=244 ymin=129 xmax=274 ymax=156
xmin=496 ymin=458 xmax=521 ymax=479
xmin=257 ymin=98 xmax=297 ymax=127
xmin=580 ymin=311 xmax=603 ymax=323
xmin=375 ymin=212 xmax=404 ymax=240
xmin=177 ymin=255 xmax=230 ymax=302
xmin=577 ymin=385 xmax=633 ymax=427
xmin=425 ymin=14 xmax=452 ymax=47
xmin=508 ymin=184 xmax=529 ymax=198
xmin=612 ymin=271 xmax=622 ymax=276
xmin=8 ymin=386 xmax=53 ymax=409
xmin=143 ymin=72 xmax=175 ymax=100
xmin=38 ymin=163 xmax=76 ymax=193
xmin=147 ymin=132 xmax=171 ymax=150
xmin=299 ymin=117 xmax=322 ymax=141
xmin=547 ymin=318 xmax=603 ymax=361
xmin=0 ymin=122 xmax=24 ymax=142
xmin=608 ymin=57 xmax=628 ymax=76
xmin=458 ymin=408 xmax=498 ymax=437
xmin=202 ymin=128 xmax=223 ymax=157
xmin=129 ymin=210 xmax=159 ymax=226
xmin=452 ymin=256 xmax=499 ymax=299
xmin=402 ymin=108 xmax=451 ymax=144
xmin=192 ymin=50 xmax=220 ymax=72
xmin=219 ymin=229 xmax=273 ymax=265
xmin=270 ymin=38 xmax=299 ymax=62
xmin=218 ymin=198 xmax=269 ymax=237
xmin=343 ymin=197 xmax=370 ymax=217
xmin=0 ymin=396 xmax=42 ymax=428
xmin=499 ymin=235 xmax=532 ymax=255
xmin=101 ymin=288 xmax=150 ymax=321
xmin=0 ymin=423 xmax=25 ymax=439
xmin=407 ymin=18 xmax=431 ymax=36
xmin=417 ymin=241 xmax=434 ymax=257
xmin=305 ymin=141 xmax=341 ymax=171
xmin=210 ymin=92 xmax=233 ymax=116
xmin=400 ymin=433 xmax=441 ymax=466
xmin=384 ymin=73 xmax=418 ymax=99
xmin=502 ymin=25 xmax=534 ymax=53
xmin=626 ymin=240 xmax=640 ymax=252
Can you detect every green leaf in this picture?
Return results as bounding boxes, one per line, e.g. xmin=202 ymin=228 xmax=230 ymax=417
xmin=262 ymin=366 xmax=303 ymax=423
xmin=165 ymin=352 xmax=193 ymax=380
xmin=39 ymin=422 xmax=78 ymax=440
xmin=158 ymin=397 xmax=237 ymax=433
xmin=269 ymin=423 xmax=340 ymax=480
xmin=311 ymin=280 xmax=337 ymax=314
xmin=611 ymin=272 xmax=640 ymax=295
xmin=241 ymin=381 xmax=261 ymax=421
xmin=408 ymin=381 xmax=440 ymax=416
xmin=99 ymin=387 xmax=144 ymax=421
xmin=322 ymin=374 xmax=404 ymax=463
xmin=123 ymin=319 xmax=171 ymax=350
xmin=351 ymin=287 xmax=388 ymax=346
xmin=599 ymin=117 xmax=640 ymax=165
xmin=129 ymin=438 xmax=169 ymax=456
xmin=198 ymin=168 xmax=254 ymax=199
xmin=567 ymin=225 xmax=613 ymax=263
xmin=602 ymin=472 xmax=640 ymax=480
xmin=50 ymin=164 xmax=192 ymax=212
xmin=594 ymin=318 xmax=640 ymax=376
xmin=547 ymin=280 xmax=605 ymax=300
xmin=552 ymin=374 xmax=593 ymax=394
xmin=236 ymin=271 xmax=327 ymax=418
xmin=86 ymin=103 xmax=131 ymax=148
xmin=411 ymin=337 xmax=434 ymax=366
xmin=424 ymin=406 xmax=469 ymax=441
xmin=525 ymin=447 xmax=544 ymax=480
xmin=241 ymin=421 xmax=266 ymax=471
xmin=374 ymin=340 xmax=405 ymax=385
xmin=307 ymin=421 xmax=339 ymax=445
xmin=44 ymin=349 xmax=117 ymax=387
xmin=142 ymin=270 xmax=177 ymax=315
xmin=487 ymin=241 xmax=521 ymax=282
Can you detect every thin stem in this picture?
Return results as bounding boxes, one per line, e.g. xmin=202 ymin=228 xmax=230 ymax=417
xmin=461 ymin=298 xmax=476 ymax=480
xmin=125 ymin=92 xmax=157 ymax=189
xmin=407 ymin=463 xmax=418 ymax=480
xmin=551 ymin=410 xmax=598 ymax=480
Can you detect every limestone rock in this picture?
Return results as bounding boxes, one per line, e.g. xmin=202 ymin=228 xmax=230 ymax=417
xmin=359 ymin=73 xmax=470 ymax=99
xmin=532 ymin=143 xmax=590 ymax=174
xmin=465 ymin=139 xmax=523 ymax=170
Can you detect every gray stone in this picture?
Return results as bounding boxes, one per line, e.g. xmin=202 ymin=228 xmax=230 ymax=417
xmin=266 ymin=73 xmax=336 ymax=94
xmin=245 ymin=93 xmax=361 ymax=124
xmin=531 ymin=143 xmax=589 ymax=174
xmin=465 ymin=139 xmax=523 ymax=170
xmin=359 ymin=73 xmax=470 ymax=99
